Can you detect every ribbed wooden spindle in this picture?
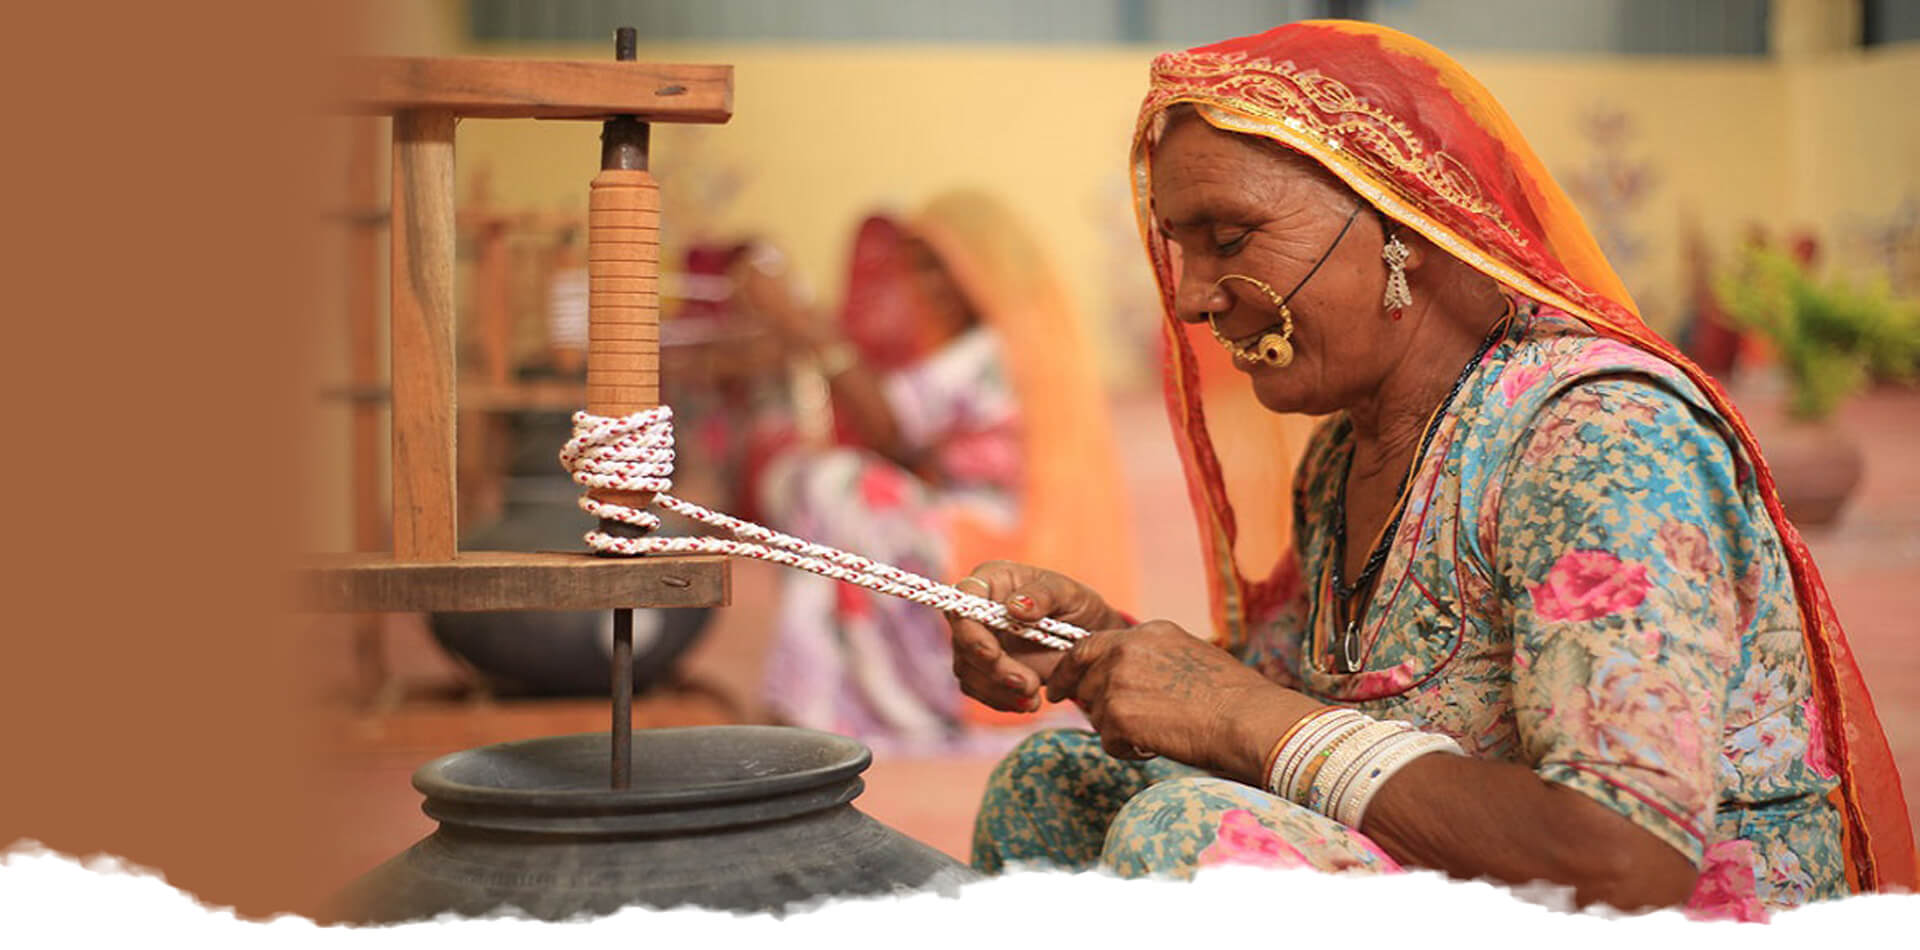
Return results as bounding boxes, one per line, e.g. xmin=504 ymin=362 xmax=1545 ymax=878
xmin=584 ymin=164 xmax=661 ymax=531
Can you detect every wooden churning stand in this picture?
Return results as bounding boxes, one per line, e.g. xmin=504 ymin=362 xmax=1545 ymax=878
xmin=304 ymin=31 xmax=732 ymax=789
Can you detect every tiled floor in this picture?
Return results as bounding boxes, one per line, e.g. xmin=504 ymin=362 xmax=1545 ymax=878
xmin=305 ymin=381 xmax=1920 ymax=897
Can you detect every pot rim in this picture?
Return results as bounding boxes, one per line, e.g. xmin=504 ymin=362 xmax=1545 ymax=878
xmin=412 ymin=725 xmax=873 ymax=812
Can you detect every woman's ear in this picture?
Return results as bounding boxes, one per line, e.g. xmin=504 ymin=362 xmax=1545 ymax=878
xmin=1391 ymin=222 xmax=1429 ymax=273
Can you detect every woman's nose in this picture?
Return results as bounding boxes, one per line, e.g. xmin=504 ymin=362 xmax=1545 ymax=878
xmin=1174 ymin=271 xmax=1230 ymax=325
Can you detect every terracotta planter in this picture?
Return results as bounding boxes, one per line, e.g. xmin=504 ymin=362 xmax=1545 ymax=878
xmin=1757 ymin=419 xmax=1864 ymax=529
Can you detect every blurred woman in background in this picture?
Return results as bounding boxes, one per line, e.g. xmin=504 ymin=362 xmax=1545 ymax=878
xmin=735 ymin=190 xmax=1138 ymax=754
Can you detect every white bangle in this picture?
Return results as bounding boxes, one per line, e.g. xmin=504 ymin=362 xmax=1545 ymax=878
xmin=1336 ymin=733 xmax=1465 ymax=829
xmin=1267 ymin=710 xmax=1359 ymax=798
xmin=1274 ymin=710 xmax=1367 ymax=798
xmin=1313 ymin=720 xmax=1412 ymax=817
xmin=1269 ymin=709 xmax=1355 ymax=799
xmin=1280 ymin=712 xmax=1371 ymax=804
xmin=1308 ymin=719 xmax=1409 ymax=816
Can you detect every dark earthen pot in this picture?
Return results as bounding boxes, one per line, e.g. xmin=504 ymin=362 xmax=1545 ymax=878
xmin=331 ymin=727 xmax=978 ymax=922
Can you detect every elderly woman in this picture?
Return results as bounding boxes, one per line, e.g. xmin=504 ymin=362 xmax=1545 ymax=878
xmin=738 ymin=192 xmax=1136 ymax=754
xmin=948 ymin=21 xmax=1915 ymax=919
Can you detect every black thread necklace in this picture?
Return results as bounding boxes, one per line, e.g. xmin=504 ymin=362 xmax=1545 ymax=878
xmin=1326 ymin=305 xmax=1513 ymax=673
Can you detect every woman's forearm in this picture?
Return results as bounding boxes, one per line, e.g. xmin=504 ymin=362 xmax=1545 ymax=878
xmin=820 ymin=355 xmax=914 ymax=467
xmin=1360 ymin=753 xmax=1700 ymax=911
xmin=1215 ymin=686 xmax=1328 ymax=784
xmin=1215 ymin=690 xmax=1698 ymax=911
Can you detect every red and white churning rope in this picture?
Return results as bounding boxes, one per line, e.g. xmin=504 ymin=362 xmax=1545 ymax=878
xmin=560 ymin=407 xmax=1089 ymax=651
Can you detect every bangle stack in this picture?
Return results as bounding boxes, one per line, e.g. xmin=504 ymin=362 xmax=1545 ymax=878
xmin=1260 ymin=707 xmax=1465 ymax=829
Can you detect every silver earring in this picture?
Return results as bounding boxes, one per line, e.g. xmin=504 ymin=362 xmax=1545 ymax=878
xmin=1382 ymin=232 xmax=1413 ymax=315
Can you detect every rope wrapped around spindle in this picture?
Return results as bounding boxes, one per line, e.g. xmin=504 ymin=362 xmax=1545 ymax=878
xmin=560 ymin=406 xmax=1090 ymax=650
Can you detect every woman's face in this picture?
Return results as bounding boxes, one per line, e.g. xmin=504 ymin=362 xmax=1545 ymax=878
xmin=901 ymin=236 xmax=976 ymax=344
xmin=1150 ymin=115 xmax=1397 ymax=416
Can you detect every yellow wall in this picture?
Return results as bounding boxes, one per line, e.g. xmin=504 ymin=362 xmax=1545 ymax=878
xmin=1468 ymin=56 xmax=1792 ymax=330
xmin=308 ymin=8 xmax=1917 ymax=549
xmin=1785 ymin=44 xmax=1920 ymax=281
xmin=353 ymin=3 xmax=1918 ymax=362
xmin=446 ymin=43 xmax=1164 ymax=380
xmin=426 ymin=38 xmax=1912 ymax=355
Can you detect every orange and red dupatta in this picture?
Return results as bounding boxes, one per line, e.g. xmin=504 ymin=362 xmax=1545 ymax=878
xmin=1127 ymin=19 xmax=1915 ymax=893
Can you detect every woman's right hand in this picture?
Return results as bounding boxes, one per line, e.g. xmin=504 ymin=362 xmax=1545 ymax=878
xmin=948 ymin=561 xmax=1128 ymax=712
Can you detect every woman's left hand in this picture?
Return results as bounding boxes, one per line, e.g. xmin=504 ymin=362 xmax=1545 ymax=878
xmin=731 ymin=245 xmax=822 ymax=347
xmin=1044 ymin=621 xmax=1288 ymax=771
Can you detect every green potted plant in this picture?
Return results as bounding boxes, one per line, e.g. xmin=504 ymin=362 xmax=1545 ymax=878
xmin=1717 ymin=245 xmax=1920 ymax=526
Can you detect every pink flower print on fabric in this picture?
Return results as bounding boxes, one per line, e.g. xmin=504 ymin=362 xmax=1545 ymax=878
xmin=834 ymin=581 xmax=874 ymax=621
xmin=1684 ymin=839 xmax=1771 ymax=923
xmin=1566 ymin=339 xmax=1667 ymax=379
xmin=1346 ymin=663 xmax=1419 ymax=699
xmin=1736 ymin=664 xmax=1783 ymax=727
xmin=1499 ymin=362 xmax=1551 ymax=405
xmin=1518 ymin=408 xmax=1584 ymax=466
xmin=1734 ymin=564 xmax=1763 ymax=632
xmin=1529 ymin=550 xmax=1651 ymax=623
xmin=857 ymin=464 xmax=909 ymax=510
xmin=1197 ymin=809 xmax=1402 ymax=874
xmin=1656 ymin=521 xmax=1721 ymax=578
xmin=936 ymin=424 xmax=1022 ymax=486
xmin=1197 ymin=809 xmax=1315 ymax=870
xmin=1801 ymin=697 xmax=1838 ymax=780
xmin=1567 ymin=657 xmax=1708 ymax=769
xmin=1625 ymin=625 xmax=1664 ymax=663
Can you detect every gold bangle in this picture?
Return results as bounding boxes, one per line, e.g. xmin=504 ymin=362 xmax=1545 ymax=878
xmin=1262 ymin=707 xmax=1331 ymax=795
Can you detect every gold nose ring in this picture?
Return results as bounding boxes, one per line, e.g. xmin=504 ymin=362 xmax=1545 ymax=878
xmin=1206 ymin=273 xmax=1294 ymax=368
xmin=1196 ymin=202 xmax=1363 ymax=369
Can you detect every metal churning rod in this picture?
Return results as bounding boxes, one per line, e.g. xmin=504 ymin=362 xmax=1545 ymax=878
xmin=588 ymin=26 xmax=660 ymax=790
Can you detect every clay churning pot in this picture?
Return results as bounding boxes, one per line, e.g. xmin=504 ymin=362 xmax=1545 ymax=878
xmin=331 ymin=726 xmax=979 ymax=922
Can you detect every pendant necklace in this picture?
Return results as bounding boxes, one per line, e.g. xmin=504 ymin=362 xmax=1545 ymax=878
xmin=1325 ymin=302 xmax=1513 ymax=673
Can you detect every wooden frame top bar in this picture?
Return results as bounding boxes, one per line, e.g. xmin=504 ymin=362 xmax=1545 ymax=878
xmin=336 ymin=57 xmax=733 ymax=121
xmin=299 ymin=552 xmax=730 ymax=613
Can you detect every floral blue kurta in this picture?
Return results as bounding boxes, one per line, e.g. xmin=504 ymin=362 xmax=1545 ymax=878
xmin=974 ymin=300 xmax=1846 ymax=918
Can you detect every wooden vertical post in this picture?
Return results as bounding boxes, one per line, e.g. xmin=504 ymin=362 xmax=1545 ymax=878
xmin=346 ymin=115 xmax=390 ymax=704
xmin=347 ymin=117 xmax=385 ymax=559
xmin=389 ymin=109 xmax=459 ymax=563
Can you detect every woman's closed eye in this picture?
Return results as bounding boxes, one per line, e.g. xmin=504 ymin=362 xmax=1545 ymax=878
xmin=1212 ymin=230 xmax=1252 ymax=255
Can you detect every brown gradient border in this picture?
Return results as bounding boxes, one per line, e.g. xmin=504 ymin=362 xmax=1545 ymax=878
xmin=0 ymin=0 xmax=368 ymax=918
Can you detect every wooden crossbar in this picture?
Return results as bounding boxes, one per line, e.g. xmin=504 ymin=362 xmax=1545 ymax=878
xmin=336 ymin=57 xmax=733 ymax=121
